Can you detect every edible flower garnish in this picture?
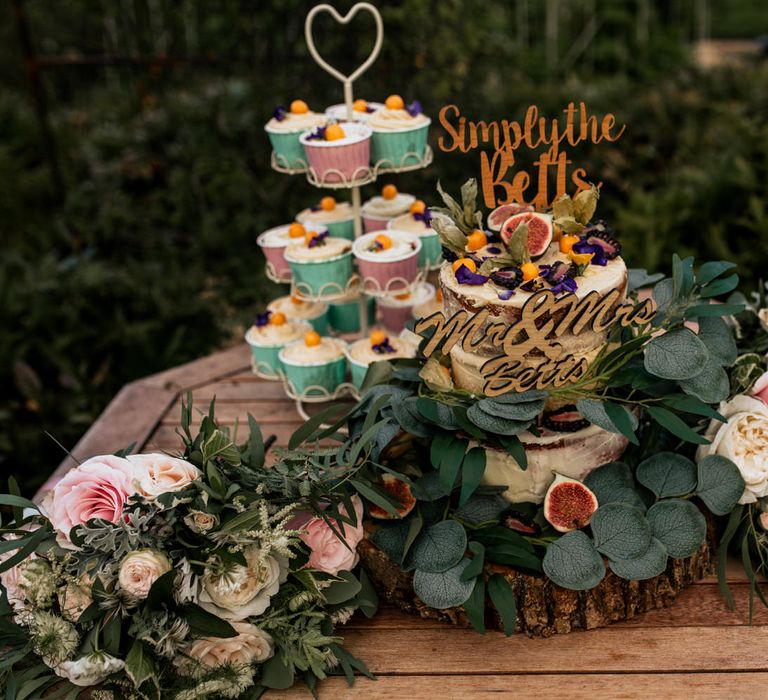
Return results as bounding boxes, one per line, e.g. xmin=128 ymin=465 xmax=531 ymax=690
xmin=307 ymin=230 xmax=328 ymax=248
xmin=273 ymin=106 xmax=287 ymax=121
xmin=305 ymin=126 xmax=328 ymax=141
xmin=412 ymin=208 xmax=432 ymax=226
xmin=572 ymin=240 xmax=608 ymax=266
xmin=454 ymin=259 xmax=489 ymax=286
xmin=406 ymin=100 xmax=422 ymax=117
xmin=498 ymin=289 xmax=515 ymax=300
xmin=370 ymin=330 xmax=396 ymax=354
xmin=255 ymin=311 xmax=271 ymax=327
xmin=568 ymin=250 xmax=596 ymax=267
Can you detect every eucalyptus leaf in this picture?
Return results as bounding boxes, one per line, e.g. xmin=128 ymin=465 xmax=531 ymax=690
xmin=608 ymin=537 xmax=669 ymax=581
xmin=636 ymin=452 xmax=698 ymax=498
xmin=489 ymin=390 xmax=548 ymax=404
xmin=406 ymin=520 xmax=467 ymax=573
xmin=454 ymin=493 xmax=508 ymax=525
xmin=575 ymin=399 xmax=638 ymax=444
xmin=467 ymin=403 xmax=530 ymax=435
xmin=542 ymin=531 xmax=605 ymax=591
xmin=696 ymin=455 xmax=745 ymax=516
xmin=590 ymin=503 xmax=652 ymax=559
xmin=459 ymin=447 xmax=487 ymax=506
xmin=477 ymin=397 xmax=544 ymax=421
xmin=646 ymin=406 xmax=710 ymax=445
xmin=583 ymin=461 xmax=635 ymax=503
xmin=696 ymin=260 xmax=737 ymax=286
xmin=677 ymin=360 xmax=730 ymax=404
xmin=646 ymin=499 xmax=707 ymax=558
xmin=460 ymin=541 xmax=485 ymax=581
xmin=323 ymin=571 xmax=362 ymax=605
xmin=370 ymin=521 xmax=410 ymax=566
xmin=464 ymin=578 xmax=486 ymax=634
xmin=628 ymin=269 xmax=665 ymax=291
xmin=391 ymin=397 xmax=432 ymax=438
xmin=413 ymin=559 xmax=475 ymax=609
xmin=644 ymin=328 xmax=709 ymax=380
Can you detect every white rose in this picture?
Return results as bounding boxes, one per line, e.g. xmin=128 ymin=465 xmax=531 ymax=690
xmin=118 ymin=549 xmax=172 ymax=598
xmin=56 ymin=652 xmax=125 ymax=687
xmin=175 ymin=622 xmax=273 ymax=677
xmin=127 ymin=453 xmax=201 ymax=500
xmin=197 ymin=547 xmax=287 ymax=620
xmin=697 ymin=395 xmax=768 ymax=503
xmin=184 ymin=510 xmax=219 ymax=534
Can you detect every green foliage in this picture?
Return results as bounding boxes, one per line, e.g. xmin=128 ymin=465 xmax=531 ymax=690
xmin=696 ymin=455 xmax=745 ymax=516
xmin=646 ymin=499 xmax=708 ymax=558
xmin=590 ymin=503 xmax=652 ymax=560
xmin=542 ymin=531 xmax=606 ymax=591
xmin=412 ymin=559 xmax=475 ymax=610
xmin=636 ymin=452 xmax=698 ymax=498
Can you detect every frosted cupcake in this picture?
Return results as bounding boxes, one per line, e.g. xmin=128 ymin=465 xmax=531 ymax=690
xmin=353 ymin=231 xmax=421 ymax=294
xmin=346 ymin=330 xmax=417 ymax=388
xmin=257 ymin=222 xmax=327 ymax=281
xmin=369 ymin=95 xmax=430 ymax=167
xmin=325 ymin=99 xmax=384 ymax=123
xmin=265 ymin=100 xmax=327 ymax=169
xmin=328 ymin=286 xmax=376 ymax=334
xmin=284 ymin=230 xmax=354 ymax=297
xmin=412 ymin=285 xmax=443 ymax=321
xmin=377 ymin=282 xmax=435 ymax=333
xmin=279 ymin=331 xmax=348 ymax=397
xmin=299 ymin=122 xmax=372 ymax=184
xmin=388 ymin=199 xmax=440 ymax=268
xmin=296 ymin=195 xmax=355 ymax=241
xmin=245 ymin=311 xmax=312 ymax=379
xmin=268 ymin=293 xmax=329 ymax=334
xmin=361 ymin=184 xmax=416 ymax=233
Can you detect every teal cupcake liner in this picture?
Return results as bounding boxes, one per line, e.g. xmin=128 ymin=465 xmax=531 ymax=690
xmin=280 ymin=355 xmax=348 ymax=397
xmin=304 ymin=308 xmax=329 ymax=334
xmin=266 ymin=130 xmax=308 ymax=170
xmin=418 ymin=232 xmax=442 ymax=268
xmin=348 ymin=358 xmax=370 ymax=389
xmin=328 ymin=296 xmax=376 ymax=333
xmin=371 ymin=124 xmax=429 ymax=168
xmin=287 ymin=251 xmax=354 ymax=297
xmin=247 ymin=343 xmax=283 ymax=379
xmin=325 ymin=218 xmax=355 ymax=241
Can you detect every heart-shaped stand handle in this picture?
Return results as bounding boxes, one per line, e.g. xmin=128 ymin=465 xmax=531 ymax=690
xmin=304 ymin=2 xmax=384 ymax=120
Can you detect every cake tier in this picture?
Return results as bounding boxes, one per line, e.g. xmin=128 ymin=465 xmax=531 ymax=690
xmin=480 ymin=423 xmax=629 ymax=503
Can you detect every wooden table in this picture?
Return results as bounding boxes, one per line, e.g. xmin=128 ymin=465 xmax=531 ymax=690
xmin=47 ymin=345 xmax=768 ymax=700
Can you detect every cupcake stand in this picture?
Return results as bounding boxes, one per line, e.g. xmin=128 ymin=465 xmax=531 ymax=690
xmin=260 ymin=2 xmax=434 ymax=419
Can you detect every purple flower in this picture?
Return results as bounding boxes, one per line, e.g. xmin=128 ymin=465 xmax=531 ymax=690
xmin=372 ymin=336 xmax=396 ymax=354
xmin=273 ymin=106 xmax=287 ymax=121
xmin=551 ymin=277 xmax=578 ymax=295
xmin=305 ymin=126 xmax=327 ymax=141
xmin=455 ymin=264 xmax=489 ymax=286
xmin=364 ymin=103 xmax=376 ymax=113
xmin=498 ymin=289 xmax=515 ymax=300
xmin=255 ymin=311 xmax=271 ymax=327
xmin=573 ymin=240 xmax=608 ymax=266
xmin=413 ymin=208 xmax=432 ymax=227
xmin=406 ymin=100 xmax=422 ymax=117
xmin=308 ymin=231 xmax=328 ymax=248
xmin=486 ymin=246 xmax=502 ymax=255
xmin=520 ymin=278 xmax=545 ymax=292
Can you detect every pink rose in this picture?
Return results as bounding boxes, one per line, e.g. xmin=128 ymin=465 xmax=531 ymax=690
xmin=295 ymin=495 xmax=364 ymax=575
xmin=44 ymin=455 xmax=136 ymax=545
xmin=126 ymin=453 xmax=201 ymax=499
xmin=751 ymin=371 xmax=768 ymax=406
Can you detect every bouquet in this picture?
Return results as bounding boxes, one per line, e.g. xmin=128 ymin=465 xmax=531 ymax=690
xmin=0 ymin=398 xmax=391 ymax=698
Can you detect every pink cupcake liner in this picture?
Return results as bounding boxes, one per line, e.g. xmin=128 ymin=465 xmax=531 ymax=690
xmin=303 ymin=139 xmax=371 ymax=184
xmin=260 ymin=244 xmax=291 ymax=278
xmin=356 ymin=253 xmax=420 ymax=293
xmin=377 ymin=302 xmax=412 ymax=333
xmin=362 ymin=214 xmax=392 ymax=233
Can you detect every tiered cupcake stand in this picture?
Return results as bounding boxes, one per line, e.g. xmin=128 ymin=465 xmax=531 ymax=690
xmin=260 ymin=2 xmax=433 ymax=419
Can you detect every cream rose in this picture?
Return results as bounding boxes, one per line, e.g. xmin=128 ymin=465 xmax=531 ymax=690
xmin=698 ymin=395 xmax=768 ymax=503
xmin=175 ymin=622 xmax=273 ymax=677
xmin=127 ymin=453 xmax=201 ymax=500
xmin=197 ymin=547 xmax=287 ymax=621
xmin=184 ymin=510 xmax=219 ymax=533
xmin=118 ymin=550 xmax=172 ymax=598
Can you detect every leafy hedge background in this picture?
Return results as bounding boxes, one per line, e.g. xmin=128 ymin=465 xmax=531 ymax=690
xmin=1 ymin=0 xmax=768 ymax=494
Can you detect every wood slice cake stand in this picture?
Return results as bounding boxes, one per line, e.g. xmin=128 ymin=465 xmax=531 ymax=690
xmin=359 ymin=515 xmax=716 ymax=637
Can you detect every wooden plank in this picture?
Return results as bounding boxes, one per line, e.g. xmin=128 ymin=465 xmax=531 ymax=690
xmin=162 ymin=399 xmax=302 ymax=426
xmin=181 ymin=377 xmax=291 ymax=401
xmin=324 ymin=626 xmax=768 ymax=674
xmin=269 ymin=672 xmax=768 ymax=700
xmin=147 ymin=423 xmax=308 ymax=450
xmin=39 ymin=381 xmax=176 ymax=498
xmin=141 ymin=343 xmax=251 ymax=392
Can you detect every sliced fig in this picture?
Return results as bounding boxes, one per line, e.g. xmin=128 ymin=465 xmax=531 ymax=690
xmin=487 ymin=202 xmax=535 ymax=231
xmin=584 ymin=232 xmax=622 ymax=260
xmin=542 ymin=261 xmax=576 ymax=285
xmin=500 ymin=212 xmax=554 ymax=258
xmin=541 ymin=405 xmax=590 ymax=433
xmin=543 ymin=474 xmax=599 ymax=533
xmin=504 ymin=511 xmax=540 ymax=535
xmin=367 ymin=474 xmax=417 ymax=519
xmin=490 ymin=266 xmax=524 ymax=290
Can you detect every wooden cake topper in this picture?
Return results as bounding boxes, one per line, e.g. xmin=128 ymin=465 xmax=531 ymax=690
xmin=437 ymin=102 xmax=626 ymax=209
xmin=414 ymin=290 xmax=655 ymax=396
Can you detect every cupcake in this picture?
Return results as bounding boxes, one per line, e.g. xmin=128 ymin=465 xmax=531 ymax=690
xmin=412 ymin=285 xmax=443 ymax=321
xmin=279 ymin=331 xmax=348 ymax=397
xmin=328 ymin=286 xmax=376 ymax=334
xmin=388 ymin=199 xmax=441 ymax=268
xmin=257 ymin=222 xmax=328 ymax=281
xmin=268 ymin=294 xmax=329 ymax=334
xmin=284 ymin=230 xmax=354 ymax=298
xmin=245 ymin=311 xmax=312 ymax=379
xmin=299 ymin=122 xmax=372 ymax=184
xmin=325 ymin=99 xmax=384 ymax=123
xmin=353 ymin=231 xmax=422 ymax=294
xmin=377 ymin=282 xmax=435 ymax=333
xmin=296 ymin=196 xmax=355 ymax=241
xmin=346 ymin=330 xmax=417 ymax=388
xmin=361 ymin=184 xmax=416 ymax=233
xmin=265 ymin=100 xmax=326 ymax=169
xmin=369 ymin=95 xmax=431 ymax=167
